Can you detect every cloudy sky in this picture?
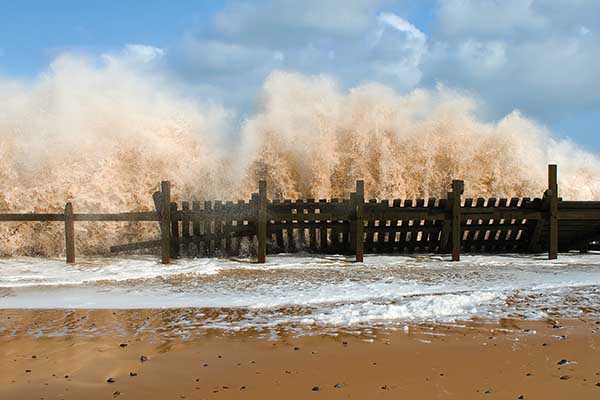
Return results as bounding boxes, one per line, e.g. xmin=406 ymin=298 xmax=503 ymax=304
xmin=1 ymin=0 xmax=599 ymax=151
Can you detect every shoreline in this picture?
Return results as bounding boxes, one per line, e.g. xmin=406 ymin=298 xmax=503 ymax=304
xmin=2 ymin=314 xmax=599 ymax=399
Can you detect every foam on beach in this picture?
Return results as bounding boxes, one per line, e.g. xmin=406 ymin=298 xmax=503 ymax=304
xmin=1 ymin=254 xmax=600 ymax=332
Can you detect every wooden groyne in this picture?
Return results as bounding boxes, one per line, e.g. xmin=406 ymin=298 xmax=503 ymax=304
xmin=2 ymin=164 xmax=600 ymax=264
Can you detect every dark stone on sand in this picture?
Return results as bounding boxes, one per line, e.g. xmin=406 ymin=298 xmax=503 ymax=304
xmin=240 ymin=386 xmax=247 ymax=390
xmin=381 ymin=385 xmax=389 ymax=390
xmin=119 ymin=343 xmax=127 ymax=348
xmin=542 ymin=343 xmax=548 ymax=346
xmin=25 ymin=369 xmax=31 ymax=373
xmin=560 ymin=375 xmax=570 ymax=380
xmin=312 ymin=386 xmax=320 ymax=391
xmin=557 ymin=359 xmax=569 ymax=365
xmin=595 ymin=382 xmax=600 ymax=387
xmin=518 ymin=395 xmax=524 ymax=399
xmin=195 ymin=378 xmax=199 ymax=382
xmin=140 ymin=355 xmax=149 ymax=362
xmin=64 ymin=375 xmax=69 ymax=379
xmin=559 ymin=335 xmax=566 ymax=340
xmin=129 ymin=372 xmax=137 ymax=377
xmin=218 ymin=355 xmax=222 ymax=358
xmin=342 ymin=341 xmax=348 ymax=345
xmin=552 ymin=324 xmax=561 ymax=329
xmin=484 ymin=389 xmax=492 ymax=394
xmin=294 ymin=347 xmax=300 ymax=351
xmin=107 ymin=377 xmax=116 ymax=383
xmin=32 ymin=355 xmax=37 ymax=359
xmin=113 ymin=391 xmax=120 ymax=397
xmin=203 ymin=363 xmax=208 ymax=367
xmin=526 ymin=373 xmax=532 ymax=376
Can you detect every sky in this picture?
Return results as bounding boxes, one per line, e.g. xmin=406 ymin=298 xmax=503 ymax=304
xmin=1 ymin=0 xmax=599 ymax=151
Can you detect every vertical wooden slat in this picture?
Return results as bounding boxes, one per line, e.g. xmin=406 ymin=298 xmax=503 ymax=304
xmin=319 ymin=199 xmax=328 ymax=251
xmin=307 ymin=199 xmax=317 ymax=251
xmin=160 ymin=181 xmax=171 ymax=264
xmin=451 ymin=180 xmax=464 ymax=261
xmin=257 ymin=180 xmax=267 ymax=263
xmin=182 ymin=201 xmax=190 ymax=256
xmin=225 ymin=201 xmax=233 ymax=255
xmin=355 ymin=180 xmax=365 ymax=262
xmin=204 ymin=201 xmax=213 ymax=256
xmin=170 ymin=202 xmax=179 ymax=259
xmin=64 ymin=202 xmax=75 ymax=264
xmin=548 ymin=164 xmax=558 ymax=259
xmin=192 ymin=200 xmax=201 ymax=256
xmin=214 ymin=201 xmax=223 ymax=254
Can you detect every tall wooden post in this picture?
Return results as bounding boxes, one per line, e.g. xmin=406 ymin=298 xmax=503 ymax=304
xmin=64 ymin=202 xmax=75 ymax=264
xmin=257 ymin=180 xmax=267 ymax=263
xmin=451 ymin=180 xmax=464 ymax=262
xmin=160 ymin=181 xmax=171 ymax=264
xmin=355 ymin=180 xmax=365 ymax=262
xmin=548 ymin=164 xmax=558 ymax=260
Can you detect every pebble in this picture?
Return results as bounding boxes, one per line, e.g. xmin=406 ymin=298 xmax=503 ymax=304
xmin=595 ymin=382 xmax=600 ymax=387
xmin=119 ymin=343 xmax=128 ymax=348
xmin=381 ymin=385 xmax=389 ymax=390
xmin=559 ymin=375 xmax=570 ymax=380
xmin=140 ymin=355 xmax=149 ymax=362
xmin=557 ymin=359 xmax=569 ymax=365
xmin=334 ymin=383 xmax=343 ymax=389
xmin=113 ymin=391 xmax=120 ymax=397
xmin=294 ymin=347 xmax=300 ymax=351
xmin=518 ymin=396 xmax=524 ymax=399
xmin=129 ymin=372 xmax=137 ymax=377
xmin=240 ymin=386 xmax=247 ymax=390
xmin=25 ymin=370 xmax=31 ymax=373
xmin=312 ymin=386 xmax=320 ymax=391
xmin=107 ymin=377 xmax=116 ymax=383
xmin=484 ymin=389 xmax=492 ymax=394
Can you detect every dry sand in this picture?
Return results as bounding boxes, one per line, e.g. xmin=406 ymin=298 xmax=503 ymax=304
xmin=1 ymin=314 xmax=600 ymax=399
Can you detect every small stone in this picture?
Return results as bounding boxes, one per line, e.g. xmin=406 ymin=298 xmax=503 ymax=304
xmin=195 ymin=378 xmax=199 ymax=382
xmin=557 ymin=359 xmax=569 ymax=365
xmin=119 ymin=343 xmax=127 ymax=348
xmin=542 ymin=343 xmax=548 ymax=346
xmin=129 ymin=372 xmax=137 ymax=377
xmin=240 ymin=386 xmax=247 ymax=390
xmin=203 ymin=363 xmax=208 ymax=367
xmin=113 ymin=391 xmax=120 ymax=397
xmin=107 ymin=377 xmax=116 ymax=383
xmin=342 ymin=341 xmax=348 ymax=345
xmin=560 ymin=375 xmax=570 ymax=380
xmin=140 ymin=355 xmax=149 ymax=362
xmin=559 ymin=335 xmax=566 ymax=340
xmin=312 ymin=386 xmax=320 ymax=391
xmin=334 ymin=383 xmax=343 ymax=389
xmin=381 ymin=385 xmax=389 ymax=390
xmin=285 ymin=370 xmax=291 ymax=374
xmin=595 ymin=382 xmax=600 ymax=387
xmin=218 ymin=355 xmax=222 ymax=359
xmin=25 ymin=369 xmax=31 ymax=373
xmin=294 ymin=347 xmax=300 ymax=351
xmin=31 ymin=355 xmax=37 ymax=359
xmin=222 ymin=386 xmax=228 ymax=389
xmin=517 ymin=396 xmax=524 ymax=399
xmin=64 ymin=375 xmax=69 ymax=379
xmin=484 ymin=389 xmax=492 ymax=394
xmin=526 ymin=373 xmax=532 ymax=376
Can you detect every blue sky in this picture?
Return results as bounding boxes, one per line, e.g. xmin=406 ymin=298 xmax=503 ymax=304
xmin=1 ymin=0 xmax=599 ymax=151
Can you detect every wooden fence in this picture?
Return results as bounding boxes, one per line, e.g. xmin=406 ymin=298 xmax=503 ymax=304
xmin=2 ymin=164 xmax=600 ymax=264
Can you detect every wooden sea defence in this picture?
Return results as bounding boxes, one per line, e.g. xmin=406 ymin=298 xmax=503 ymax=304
xmin=2 ymin=164 xmax=600 ymax=264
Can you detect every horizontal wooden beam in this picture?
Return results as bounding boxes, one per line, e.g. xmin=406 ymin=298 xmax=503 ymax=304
xmin=110 ymin=239 xmax=162 ymax=253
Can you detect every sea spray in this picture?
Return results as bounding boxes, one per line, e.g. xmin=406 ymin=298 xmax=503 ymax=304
xmin=1 ymin=56 xmax=600 ymax=256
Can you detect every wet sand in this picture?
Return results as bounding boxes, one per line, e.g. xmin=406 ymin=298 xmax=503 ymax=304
xmin=1 ymin=314 xmax=600 ymax=399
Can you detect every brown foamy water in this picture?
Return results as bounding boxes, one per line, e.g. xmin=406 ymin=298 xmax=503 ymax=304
xmin=1 ymin=57 xmax=600 ymax=256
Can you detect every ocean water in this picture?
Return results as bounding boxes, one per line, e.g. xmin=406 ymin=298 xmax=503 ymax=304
xmin=1 ymin=254 xmax=600 ymax=332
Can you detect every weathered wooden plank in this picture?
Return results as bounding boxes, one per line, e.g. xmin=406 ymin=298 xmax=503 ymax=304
xmin=110 ymin=239 xmax=161 ymax=253
xmin=257 ymin=180 xmax=267 ymax=263
xmin=64 ymin=202 xmax=75 ymax=263
xmin=170 ymin=202 xmax=180 ymax=259
xmin=451 ymin=180 xmax=464 ymax=261
xmin=548 ymin=164 xmax=558 ymax=259
xmin=182 ymin=201 xmax=190 ymax=256
xmin=159 ymin=181 xmax=171 ymax=264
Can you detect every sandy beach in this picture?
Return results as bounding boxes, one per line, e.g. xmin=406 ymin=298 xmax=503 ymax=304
xmin=2 ymin=313 xmax=600 ymax=400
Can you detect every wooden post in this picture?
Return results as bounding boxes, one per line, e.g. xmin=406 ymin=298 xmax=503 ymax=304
xmin=160 ymin=181 xmax=171 ymax=264
xmin=192 ymin=200 xmax=201 ymax=256
xmin=170 ymin=202 xmax=180 ymax=259
xmin=64 ymin=202 xmax=75 ymax=263
xmin=355 ymin=180 xmax=365 ymax=262
xmin=451 ymin=180 xmax=464 ymax=262
xmin=257 ymin=180 xmax=268 ymax=263
xmin=548 ymin=164 xmax=558 ymax=260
